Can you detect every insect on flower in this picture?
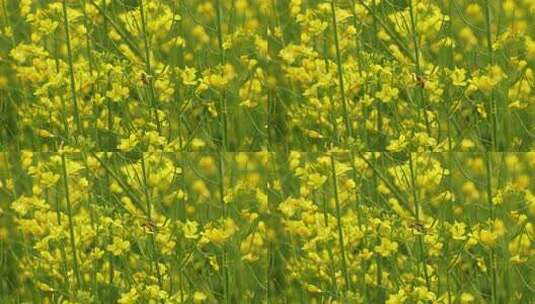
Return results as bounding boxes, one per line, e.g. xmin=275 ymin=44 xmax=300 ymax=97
xmin=414 ymin=73 xmax=427 ymax=88
xmin=409 ymin=221 xmax=427 ymax=234
xmin=141 ymin=72 xmax=151 ymax=86
xmin=409 ymin=219 xmax=437 ymax=234
xmin=141 ymin=217 xmax=169 ymax=234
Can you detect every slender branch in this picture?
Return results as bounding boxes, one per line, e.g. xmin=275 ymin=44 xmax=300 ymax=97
xmin=330 ymin=153 xmax=352 ymax=293
xmin=61 ymin=153 xmax=82 ymax=288
xmin=62 ymin=0 xmax=83 ymax=137
xmin=331 ymin=0 xmax=353 ymax=141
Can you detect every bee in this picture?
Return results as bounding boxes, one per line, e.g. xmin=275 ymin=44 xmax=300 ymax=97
xmin=409 ymin=221 xmax=427 ymax=234
xmin=141 ymin=217 xmax=169 ymax=233
xmin=409 ymin=218 xmax=438 ymax=234
xmin=141 ymin=219 xmax=157 ymax=233
xmin=140 ymin=65 xmax=170 ymax=86
xmin=414 ymin=73 xmax=427 ymax=88
xmin=141 ymin=72 xmax=151 ymax=86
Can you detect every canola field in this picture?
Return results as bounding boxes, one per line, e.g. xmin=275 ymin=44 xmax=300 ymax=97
xmin=1 ymin=0 xmax=535 ymax=303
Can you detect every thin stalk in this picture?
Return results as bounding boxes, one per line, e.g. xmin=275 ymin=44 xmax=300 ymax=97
xmin=52 ymin=188 xmax=70 ymax=294
xmin=266 ymin=241 xmax=272 ymax=304
xmin=82 ymin=154 xmax=99 ymax=301
xmin=103 ymin=159 xmax=115 ymax=300
xmin=330 ymin=154 xmax=351 ymax=293
xmin=348 ymin=0 xmax=363 ymax=75
xmin=407 ymin=0 xmax=421 ymax=75
xmin=376 ymin=255 xmax=383 ymax=302
xmin=139 ymin=0 xmax=162 ymax=134
xmin=483 ymin=0 xmax=498 ymax=151
xmin=108 ymin=235 xmax=115 ymax=300
xmin=107 ymin=77 xmax=113 ymax=149
xmin=266 ymin=169 xmax=273 ymax=304
xmin=484 ymin=156 xmax=495 ymax=220
xmin=218 ymin=152 xmax=231 ymax=304
xmin=408 ymin=153 xmax=430 ymax=289
xmin=52 ymin=33 xmax=70 ymax=139
xmin=320 ymin=190 xmax=340 ymax=295
xmin=349 ymin=151 xmax=368 ymax=300
xmin=408 ymin=0 xmax=431 ymax=136
xmin=446 ymin=153 xmax=454 ymax=304
xmin=174 ymin=4 xmax=185 ymax=149
xmin=485 ymin=154 xmax=498 ymax=304
xmin=322 ymin=31 xmax=339 ymax=145
xmin=348 ymin=0 xmax=368 ymax=143
xmin=445 ymin=1 xmax=455 ymax=152
xmin=215 ymin=0 xmax=229 ymax=150
xmin=61 ymin=153 xmax=82 ymax=288
xmin=140 ymin=155 xmax=164 ymax=291
xmin=372 ymin=0 xmax=383 ymax=150
xmin=61 ymin=0 xmax=83 ymax=136
xmin=330 ymin=0 xmax=353 ymax=141
xmin=484 ymin=0 xmax=495 ymax=67
xmin=80 ymin=0 xmax=94 ymax=75
xmin=371 ymin=0 xmax=378 ymax=46
xmin=80 ymin=0 xmax=99 ymax=143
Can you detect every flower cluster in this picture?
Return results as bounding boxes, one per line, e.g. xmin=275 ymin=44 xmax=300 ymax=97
xmin=2 ymin=152 xmax=535 ymax=302
xmin=1 ymin=0 xmax=270 ymax=151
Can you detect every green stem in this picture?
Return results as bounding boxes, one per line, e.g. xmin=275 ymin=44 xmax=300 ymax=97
xmin=485 ymin=154 xmax=498 ymax=304
xmin=408 ymin=0 xmax=431 ymax=136
xmin=215 ymin=0 xmax=229 ymax=150
xmin=52 ymin=33 xmax=70 ymax=139
xmin=408 ymin=153 xmax=430 ymax=289
xmin=80 ymin=0 xmax=94 ymax=75
xmin=218 ymin=152 xmax=231 ymax=304
xmin=349 ymin=151 xmax=368 ymax=299
xmin=139 ymin=0 xmax=162 ymax=134
xmin=320 ymin=190 xmax=340 ymax=295
xmin=484 ymin=0 xmax=498 ymax=151
xmin=61 ymin=0 xmax=83 ymax=137
xmin=330 ymin=0 xmax=353 ymax=142
xmin=61 ymin=153 xmax=82 ymax=288
xmin=266 ymin=240 xmax=272 ymax=304
xmin=140 ymin=155 xmax=164 ymax=291
xmin=322 ymin=31 xmax=339 ymax=145
xmin=52 ymin=188 xmax=70 ymax=294
xmin=330 ymin=154 xmax=351 ymax=293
